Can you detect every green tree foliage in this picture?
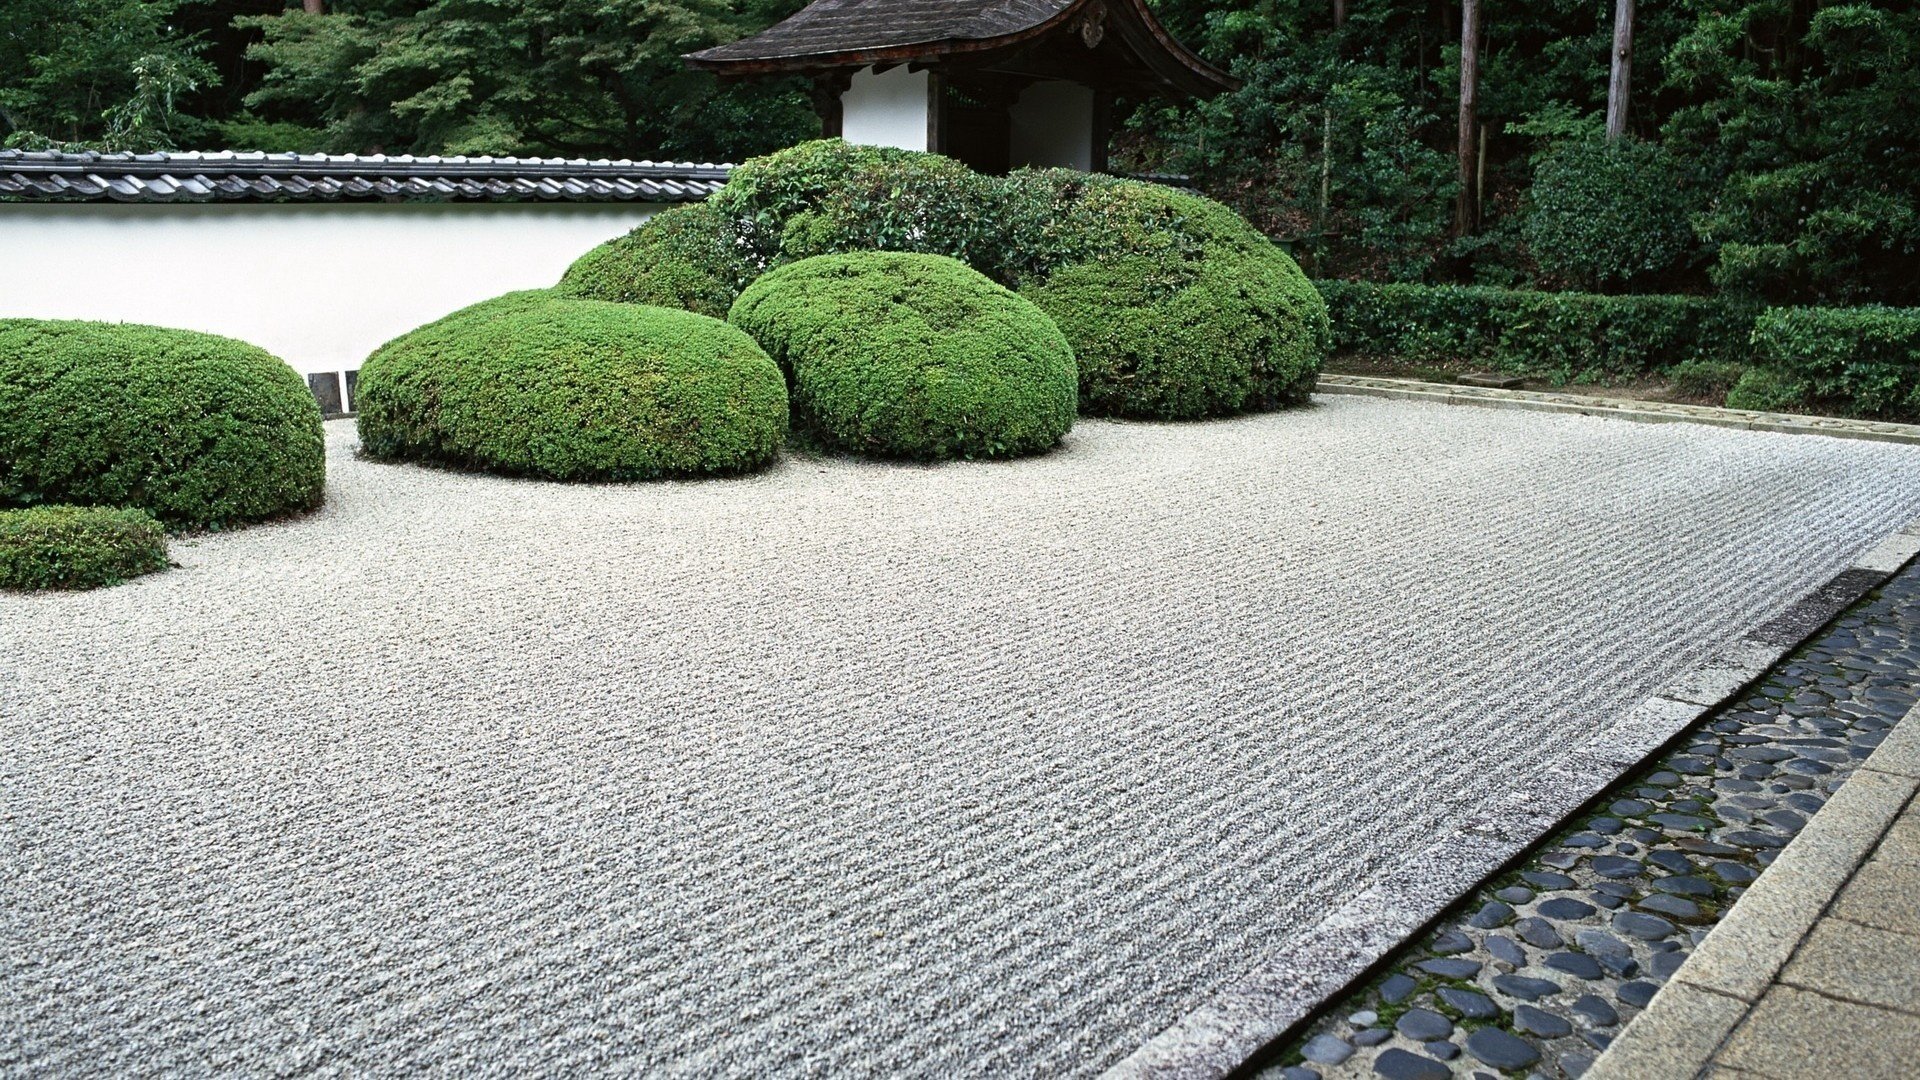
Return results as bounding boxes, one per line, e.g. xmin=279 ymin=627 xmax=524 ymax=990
xmin=0 ymin=0 xmax=218 ymax=149
xmin=1522 ymin=136 xmax=1698 ymax=292
xmin=236 ymin=0 xmax=815 ymax=159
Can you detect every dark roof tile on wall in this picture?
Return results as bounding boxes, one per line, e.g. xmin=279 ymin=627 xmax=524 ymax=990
xmin=690 ymin=0 xmax=1074 ymax=62
xmin=0 ymin=151 xmax=733 ymax=204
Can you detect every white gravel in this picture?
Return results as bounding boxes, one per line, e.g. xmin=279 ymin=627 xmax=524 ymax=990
xmin=6 ymin=396 xmax=1920 ymax=1078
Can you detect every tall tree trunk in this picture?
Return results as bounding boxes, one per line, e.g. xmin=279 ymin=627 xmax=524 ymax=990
xmin=1456 ymin=0 xmax=1481 ymax=235
xmin=1319 ymin=1 xmax=1347 ymax=236
xmin=303 ymin=1 xmax=325 ymax=14
xmin=1605 ymin=0 xmax=1634 ymax=141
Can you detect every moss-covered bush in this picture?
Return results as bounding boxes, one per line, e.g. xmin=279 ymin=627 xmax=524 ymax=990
xmin=356 ymin=291 xmax=787 ymax=480
xmin=0 ymin=505 xmax=169 ymax=591
xmin=1009 ymin=171 xmax=1329 ymax=418
xmin=0 ymin=319 xmax=325 ymax=529
xmin=729 ymin=252 xmax=1076 ymax=460
xmin=560 ymin=143 xmax=1329 ymax=422
xmin=555 ymin=201 xmax=752 ymax=319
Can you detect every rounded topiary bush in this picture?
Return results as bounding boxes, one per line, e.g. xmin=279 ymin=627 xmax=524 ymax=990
xmin=1006 ymin=172 xmax=1330 ymax=419
xmin=0 ymin=505 xmax=169 ymax=591
xmin=0 ymin=319 xmax=325 ymax=529
xmin=728 ymin=252 xmax=1076 ymax=460
xmin=356 ymin=291 xmax=788 ymax=480
xmin=556 ymin=201 xmax=751 ymax=319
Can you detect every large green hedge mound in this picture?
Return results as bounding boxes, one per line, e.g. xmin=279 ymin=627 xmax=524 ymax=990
xmin=356 ymin=291 xmax=788 ymax=480
xmin=0 ymin=505 xmax=169 ymax=591
xmin=729 ymin=252 xmax=1077 ymax=460
xmin=560 ymin=141 xmax=1328 ymax=420
xmin=0 ymin=319 xmax=325 ymax=529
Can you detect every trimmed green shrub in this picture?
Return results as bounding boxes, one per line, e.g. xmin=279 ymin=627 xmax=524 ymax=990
xmin=555 ymin=201 xmax=752 ymax=319
xmin=0 ymin=319 xmax=325 ymax=529
xmin=728 ymin=252 xmax=1076 ymax=460
xmin=1314 ymin=281 xmax=1754 ymax=384
xmin=1743 ymin=304 xmax=1920 ymax=417
xmin=357 ymin=291 xmax=788 ymax=480
xmin=1008 ymin=170 xmax=1329 ymax=418
xmin=0 ymin=505 xmax=169 ymax=591
xmin=1725 ymin=368 xmax=1811 ymax=413
xmin=1524 ymin=138 xmax=1700 ymax=292
xmin=1666 ymin=360 xmax=1748 ymax=401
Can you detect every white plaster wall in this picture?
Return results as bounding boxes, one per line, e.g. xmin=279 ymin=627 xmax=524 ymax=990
xmin=0 ymin=201 xmax=661 ymax=383
xmin=1008 ymin=82 xmax=1095 ymax=171
xmin=841 ymin=66 xmax=931 ymax=152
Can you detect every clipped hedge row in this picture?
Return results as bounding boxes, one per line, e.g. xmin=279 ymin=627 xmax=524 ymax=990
xmin=356 ymin=291 xmax=788 ymax=481
xmin=563 ymin=140 xmax=1329 ymax=422
xmin=731 ymin=252 xmax=1076 ymax=460
xmin=1731 ymin=305 xmax=1920 ymax=418
xmin=1314 ymin=281 xmax=1753 ymax=383
xmin=0 ymin=505 xmax=169 ymax=591
xmin=0 ymin=319 xmax=325 ymax=529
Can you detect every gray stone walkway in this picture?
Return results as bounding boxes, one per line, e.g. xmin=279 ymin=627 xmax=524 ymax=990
xmin=1587 ymin=703 xmax=1920 ymax=1080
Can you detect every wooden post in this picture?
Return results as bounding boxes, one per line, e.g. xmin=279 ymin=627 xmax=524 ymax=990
xmin=926 ymin=70 xmax=947 ymax=155
xmin=1455 ymin=0 xmax=1481 ymax=235
xmin=1605 ymin=0 xmax=1635 ymax=141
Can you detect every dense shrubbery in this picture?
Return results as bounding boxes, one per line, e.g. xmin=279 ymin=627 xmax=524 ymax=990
xmin=357 ymin=291 xmax=787 ymax=480
xmin=1523 ymin=139 xmax=1699 ymax=292
xmin=1315 ymin=281 xmax=1753 ymax=384
xmin=729 ymin=252 xmax=1076 ymax=460
xmin=0 ymin=319 xmax=324 ymax=528
xmin=564 ymin=142 xmax=1329 ymax=422
xmin=0 ymin=505 xmax=169 ymax=591
xmin=1734 ymin=305 xmax=1920 ymax=418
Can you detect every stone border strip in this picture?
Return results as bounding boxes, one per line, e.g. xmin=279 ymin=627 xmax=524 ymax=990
xmin=1314 ymin=374 xmax=1920 ymax=446
xmin=1105 ymin=518 xmax=1920 ymax=1079
xmin=1583 ymin=702 xmax=1920 ymax=1079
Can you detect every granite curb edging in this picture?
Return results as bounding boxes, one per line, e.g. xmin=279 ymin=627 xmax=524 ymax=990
xmin=1582 ymin=702 xmax=1920 ymax=1079
xmin=1313 ymin=375 xmax=1920 ymax=446
xmin=1106 ymin=518 xmax=1920 ymax=1080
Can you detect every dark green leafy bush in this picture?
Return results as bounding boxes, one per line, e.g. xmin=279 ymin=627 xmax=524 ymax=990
xmin=0 ymin=319 xmax=325 ymax=529
xmin=1523 ymin=138 xmax=1700 ymax=292
xmin=1007 ymin=170 xmax=1329 ymax=418
xmin=0 ymin=505 xmax=169 ymax=591
xmin=357 ymin=291 xmax=787 ymax=480
xmin=1315 ymin=281 xmax=1753 ymax=384
xmin=555 ymin=202 xmax=752 ymax=319
xmin=1666 ymin=360 xmax=1748 ymax=401
xmin=1741 ymin=305 xmax=1920 ymax=417
xmin=728 ymin=252 xmax=1076 ymax=460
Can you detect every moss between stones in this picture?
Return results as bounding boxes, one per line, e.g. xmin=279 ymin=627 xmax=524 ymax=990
xmin=356 ymin=291 xmax=788 ymax=481
xmin=728 ymin=252 xmax=1077 ymax=461
xmin=0 ymin=505 xmax=169 ymax=591
xmin=0 ymin=319 xmax=325 ymax=530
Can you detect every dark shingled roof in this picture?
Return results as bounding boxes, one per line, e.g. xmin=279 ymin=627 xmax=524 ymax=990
xmin=0 ymin=150 xmax=731 ymax=204
xmin=692 ymin=0 xmax=1074 ymax=62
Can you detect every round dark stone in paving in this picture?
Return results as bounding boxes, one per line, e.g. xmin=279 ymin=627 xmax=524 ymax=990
xmin=1614 ymin=911 xmax=1676 ymax=940
xmin=1617 ymin=981 xmax=1659 ymax=1008
xmin=1466 ymin=1027 xmax=1541 ymax=1071
xmin=1591 ymin=855 xmax=1644 ymax=877
xmin=1279 ymin=1068 xmax=1320 ymax=1080
xmin=1651 ymin=950 xmax=1689 ymax=979
xmin=1571 ymin=994 xmax=1620 ymax=1027
xmin=1353 ymin=1027 xmax=1391 ymax=1048
xmin=1467 ymin=901 xmax=1515 ymax=929
xmin=1486 ymin=935 xmax=1527 ymax=968
xmin=1711 ymin=862 xmax=1758 ymax=883
xmin=1646 ymin=850 xmax=1692 ymax=874
xmin=1371 ymin=1048 xmax=1449 ymax=1080
xmin=1651 ymin=874 xmax=1716 ymax=896
xmin=1762 ymin=808 xmax=1808 ymax=831
xmin=1544 ymin=951 xmax=1605 ymax=979
xmin=1378 ymin=973 xmax=1418 ymax=1004
xmin=1636 ymin=893 xmax=1703 ymax=920
xmin=1431 ymin=929 xmax=1474 ymax=955
xmin=1646 ymin=770 xmax=1681 ymax=786
xmin=1610 ymin=798 xmax=1652 ymax=817
xmin=1522 ymin=871 xmax=1576 ymax=890
xmin=1590 ymin=892 xmax=1625 ymax=910
xmin=1731 ymin=745 xmax=1793 ymax=762
xmin=1416 ymin=957 xmax=1482 ymax=980
xmin=1300 ymin=1034 xmax=1353 ymax=1065
xmin=1669 ymin=755 xmax=1714 ymax=774
xmin=1537 ymin=897 xmax=1597 ymax=920
xmin=1723 ymin=829 xmax=1789 ymax=849
xmin=1495 ymin=886 xmax=1534 ymax=904
xmin=1650 ymin=813 xmax=1712 ymax=831
xmin=1514 ymin=1004 xmax=1573 ymax=1038
xmin=1560 ymin=1051 xmax=1596 ymax=1077
xmin=1574 ymin=928 xmax=1631 ymax=958
xmin=1590 ymin=816 xmax=1624 ymax=834
xmin=1437 ymin=987 xmax=1499 ymax=1019
xmin=1492 ymin=974 xmax=1562 ymax=1001
xmin=1424 ymin=1040 xmax=1459 ymax=1061
xmin=1395 ymin=1007 xmax=1453 ymax=1042
xmin=1514 ymin=916 xmax=1562 ymax=949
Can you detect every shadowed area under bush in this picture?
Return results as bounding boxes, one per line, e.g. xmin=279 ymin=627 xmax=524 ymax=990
xmin=356 ymin=291 xmax=787 ymax=481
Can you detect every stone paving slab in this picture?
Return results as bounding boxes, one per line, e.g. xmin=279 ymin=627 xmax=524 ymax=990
xmin=8 ymin=397 xmax=1920 ymax=1078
